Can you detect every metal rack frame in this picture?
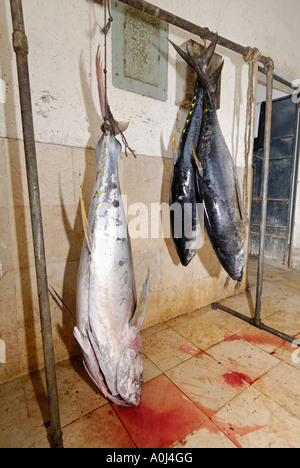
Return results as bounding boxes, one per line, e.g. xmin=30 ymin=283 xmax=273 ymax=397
xmin=9 ymin=0 xmax=298 ymax=449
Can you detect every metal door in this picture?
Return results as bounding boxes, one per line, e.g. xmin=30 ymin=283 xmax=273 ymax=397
xmin=249 ymin=95 xmax=300 ymax=265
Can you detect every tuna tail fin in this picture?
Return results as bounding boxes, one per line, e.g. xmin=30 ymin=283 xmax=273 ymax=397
xmin=130 ymin=269 xmax=150 ymax=332
xmin=96 ymin=46 xmax=130 ymax=136
xmin=169 ymin=37 xmax=223 ymax=94
xmin=194 ymin=33 xmax=219 ymax=72
xmin=96 ymin=45 xmax=107 ymax=122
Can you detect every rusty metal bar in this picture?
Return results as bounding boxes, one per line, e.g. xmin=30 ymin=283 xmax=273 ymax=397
xmin=288 ymin=107 xmax=300 ymax=268
xmin=212 ymin=303 xmax=297 ymax=344
xmin=115 ymin=0 xmax=271 ymax=65
xmin=9 ymin=0 xmax=63 ymax=449
xmin=258 ymin=65 xmax=297 ymax=90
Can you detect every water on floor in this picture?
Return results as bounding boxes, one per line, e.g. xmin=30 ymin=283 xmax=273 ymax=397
xmin=1 ymin=258 xmax=300 ymax=448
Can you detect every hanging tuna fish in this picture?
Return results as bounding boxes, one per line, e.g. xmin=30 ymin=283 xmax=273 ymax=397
xmin=74 ymin=47 xmax=150 ymax=407
xmin=170 ymin=37 xmax=219 ymax=267
xmin=170 ymin=37 xmax=246 ymax=282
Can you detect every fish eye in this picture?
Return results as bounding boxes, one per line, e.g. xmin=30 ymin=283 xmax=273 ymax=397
xmin=239 ymin=256 xmax=243 ymax=263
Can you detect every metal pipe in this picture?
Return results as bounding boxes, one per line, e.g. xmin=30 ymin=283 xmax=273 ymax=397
xmin=212 ymin=303 xmax=297 ymax=344
xmin=287 ymin=107 xmax=300 ymax=268
xmin=115 ymin=0 xmax=271 ymax=65
xmin=258 ymin=65 xmax=297 ymax=91
xmin=254 ymin=61 xmax=274 ymax=326
xmin=211 ymin=303 xmax=252 ymax=325
xmin=9 ymin=0 xmax=63 ymax=449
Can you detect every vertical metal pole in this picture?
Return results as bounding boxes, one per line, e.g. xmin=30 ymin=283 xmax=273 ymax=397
xmin=9 ymin=0 xmax=63 ymax=448
xmin=287 ymin=107 xmax=300 ymax=268
xmin=254 ymin=60 xmax=274 ymax=325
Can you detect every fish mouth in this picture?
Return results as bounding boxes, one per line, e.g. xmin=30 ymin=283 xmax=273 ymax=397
xmin=176 ymin=248 xmax=197 ymax=267
xmin=237 ymin=274 xmax=243 ymax=283
xmin=236 ymin=267 xmax=244 ymax=283
xmin=82 ymin=346 xmax=139 ymax=408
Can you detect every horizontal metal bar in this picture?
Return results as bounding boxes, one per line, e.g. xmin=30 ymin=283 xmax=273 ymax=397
xmin=95 ymin=0 xmax=297 ymax=88
xmin=107 ymin=0 xmax=272 ymax=65
xmin=212 ymin=303 xmax=252 ymax=325
xmin=252 ymin=198 xmax=289 ymax=203
xmin=212 ymin=303 xmax=298 ymax=345
xmin=258 ymin=65 xmax=297 ymax=90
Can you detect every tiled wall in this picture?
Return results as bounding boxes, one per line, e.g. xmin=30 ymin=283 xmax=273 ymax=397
xmin=0 ymin=138 xmax=246 ymax=384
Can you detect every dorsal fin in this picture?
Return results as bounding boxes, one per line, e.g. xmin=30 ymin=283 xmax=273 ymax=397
xmin=234 ymin=171 xmax=244 ymax=222
xmin=79 ymin=174 xmax=93 ymax=253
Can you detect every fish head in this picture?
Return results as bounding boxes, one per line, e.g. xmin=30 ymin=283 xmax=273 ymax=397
xmin=116 ymin=334 xmax=143 ymax=407
xmin=178 ymin=248 xmax=197 ymax=267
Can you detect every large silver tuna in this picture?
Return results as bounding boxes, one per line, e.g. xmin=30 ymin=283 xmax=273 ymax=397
xmin=74 ymin=47 xmax=150 ymax=407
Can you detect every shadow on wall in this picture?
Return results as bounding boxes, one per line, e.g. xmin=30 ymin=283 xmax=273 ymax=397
xmin=55 ymin=5 xmax=107 ymax=383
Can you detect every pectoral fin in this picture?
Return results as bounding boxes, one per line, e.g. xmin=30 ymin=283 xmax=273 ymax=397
xmin=130 ymin=269 xmax=150 ymax=332
xmin=172 ymin=131 xmax=179 ymax=164
xmin=234 ymin=170 xmax=244 ymax=222
xmin=74 ymin=326 xmax=92 ymax=356
xmin=192 ymin=144 xmax=203 ymax=177
xmin=79 ymin=174 xmax=93 ymax=253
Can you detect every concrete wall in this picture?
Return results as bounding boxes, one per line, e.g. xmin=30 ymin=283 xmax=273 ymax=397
xmin=0 ymin=0 xmax=299 ymax=382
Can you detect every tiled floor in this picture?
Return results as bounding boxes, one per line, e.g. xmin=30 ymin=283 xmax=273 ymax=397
xmin=1 ymin=258 xmax=300 ymax=448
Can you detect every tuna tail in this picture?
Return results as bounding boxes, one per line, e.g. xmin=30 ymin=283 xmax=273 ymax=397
xmin=169 ymin=35 xmax=224 ymax=94
xmin=96 ymin=46 xmax=129 ymax=135
xmin=194 ymin=34 xmax=219 ymax=72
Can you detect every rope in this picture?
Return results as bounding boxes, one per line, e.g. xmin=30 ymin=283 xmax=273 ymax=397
xmin=101 ymin=0 xmax=113 ymax=122
xmin=243 ymin=46 xmax=261 ymax=65
xmin=242 ymin=46 xmax=261 ymax=227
